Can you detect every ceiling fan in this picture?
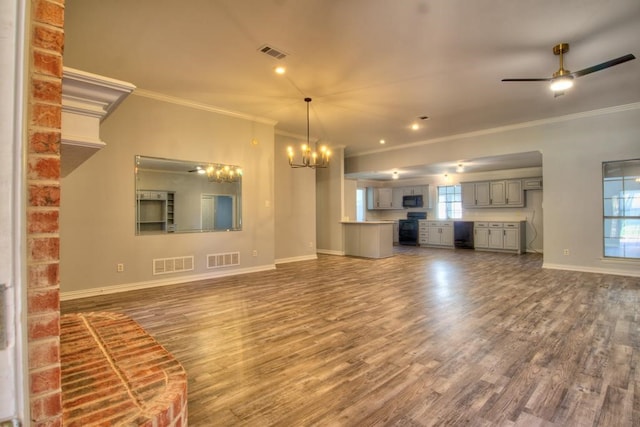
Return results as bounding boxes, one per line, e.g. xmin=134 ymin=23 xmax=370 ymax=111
xmin=502 ymin=43 xmax=635 ymax=96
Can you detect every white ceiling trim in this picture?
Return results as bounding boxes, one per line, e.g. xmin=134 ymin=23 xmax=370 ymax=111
xmin=133 ymin=89 xmax=278 ymax=126
xmin=347 ymin=102 xmax=640 ymax=159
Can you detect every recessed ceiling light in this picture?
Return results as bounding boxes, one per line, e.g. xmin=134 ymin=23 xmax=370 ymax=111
xmin=274 ymin=66 xmax=286 ymax=75
xmin=379 ymin=139 xmax=386 ymax=144
xmin=392 ymin=171 xmax=399 ymax=179
xmin=411 ymin=123 xmax=419 ymax=130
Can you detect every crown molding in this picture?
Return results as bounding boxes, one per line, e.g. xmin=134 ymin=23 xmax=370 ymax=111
xmin=133 ymin=89 xmax=278 ymax=126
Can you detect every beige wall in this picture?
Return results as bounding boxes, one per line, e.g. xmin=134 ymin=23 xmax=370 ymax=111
xmin=317 ymin=147 xmax=345 ymax=255
xmin=274 ymin=134 xmax=318 ymax=263
xmin=60 ymin=93 xmax=276 ymax=296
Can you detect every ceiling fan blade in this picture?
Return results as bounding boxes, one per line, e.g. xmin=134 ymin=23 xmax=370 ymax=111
xmin=501 ymin=78 xmax=551 ymax=82
xmin=572 ymin=53 xmax=636 ymax=78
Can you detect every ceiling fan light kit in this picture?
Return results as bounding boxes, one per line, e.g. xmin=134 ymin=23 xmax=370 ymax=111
xmin=502 ymin=42 xmax=635 ymax=96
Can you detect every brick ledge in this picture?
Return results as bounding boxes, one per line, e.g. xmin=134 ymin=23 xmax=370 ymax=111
xmin=61 ymin=312 xmax=187 ymax=426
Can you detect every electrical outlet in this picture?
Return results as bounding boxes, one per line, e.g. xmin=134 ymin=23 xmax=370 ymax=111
xmin=117 ymin=263 xmax=125 ymax=272
xmin=563 ymin=249 xmax=570 ymax=256
xmin=252 ymin=250 xmax=258 ymax=257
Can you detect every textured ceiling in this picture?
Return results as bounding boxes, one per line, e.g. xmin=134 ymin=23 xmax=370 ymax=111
xmin=64 ymin=0 xmax=640 ymax=177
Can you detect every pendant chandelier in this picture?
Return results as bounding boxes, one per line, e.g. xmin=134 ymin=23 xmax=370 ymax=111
xmin=287 ymin=97 xmax=330 ymax=169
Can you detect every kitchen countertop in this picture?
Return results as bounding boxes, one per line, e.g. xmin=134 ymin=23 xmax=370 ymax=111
xmin=341 ymin=220 xmax=395 ymax=224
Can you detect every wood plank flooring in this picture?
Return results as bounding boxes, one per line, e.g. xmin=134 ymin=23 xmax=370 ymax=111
xmin=61 ymin=247 xmax=640 ymax=426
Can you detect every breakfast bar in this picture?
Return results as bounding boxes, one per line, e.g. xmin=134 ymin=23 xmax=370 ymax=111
xmin=342 ymin=220 xmax=394 ymax=258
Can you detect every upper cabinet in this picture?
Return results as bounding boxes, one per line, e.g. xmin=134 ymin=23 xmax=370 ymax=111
xmin=367 ymin=185 xmax=432 ymax=210
xmin=462 ymin=179 xmax=525 ymax=208
xmin=367 ymin=187 xmax=394 ymax=209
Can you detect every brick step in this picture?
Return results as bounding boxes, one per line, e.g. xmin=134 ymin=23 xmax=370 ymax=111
xmin=60 ymin=312 xmax=187 ymax=426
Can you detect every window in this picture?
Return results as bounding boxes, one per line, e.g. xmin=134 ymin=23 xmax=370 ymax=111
xmin=356 ymin=188 xmax=365 ymax=222
xmin=437 ymin=185 xmax=462 ymax=219
xmin=603 ymin=159 xmax=640 ymax=259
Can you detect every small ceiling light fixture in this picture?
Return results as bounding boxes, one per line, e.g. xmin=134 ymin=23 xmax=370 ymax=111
xmin=287 ymin=98 xmax=331 ymax=169
xmin=456 ymin=163 xmax=465 ymax=173
xmin=550 ymin=76 xmax=574 ymax=92
xmin=379 ymin=139 xmax=386 ymax=145
xmin=392 ymin=170 xmax=399 ymax=180
xmin=411 ymin=123 xmax=420 ymax=131
xmin=274 ymin=66 xmax=286 ymax=75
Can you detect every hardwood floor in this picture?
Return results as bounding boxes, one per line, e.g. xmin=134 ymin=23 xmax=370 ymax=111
xmin=61 ymin=247 xmax=640 ymax=426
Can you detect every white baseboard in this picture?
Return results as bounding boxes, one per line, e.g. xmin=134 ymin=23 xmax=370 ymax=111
xmin=316 ymin=249 xmax=345 ymax=256
xmin=60 ymin=264 xmax=276 ymax=301
xmin=543 ymin=262 xmax=640 ymax=278
xmin=275 ymin=254 xmax=318 ymax=265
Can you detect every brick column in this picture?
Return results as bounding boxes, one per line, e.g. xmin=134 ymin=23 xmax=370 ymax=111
xmin=26 ymin=0 xmax=65 ymax=425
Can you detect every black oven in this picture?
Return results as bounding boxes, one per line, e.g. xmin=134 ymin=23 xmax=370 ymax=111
xmin=398 ymin=212 xmax=427 ymax=245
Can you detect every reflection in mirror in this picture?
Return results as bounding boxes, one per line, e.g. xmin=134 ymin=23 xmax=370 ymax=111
xmin=135 ymin=155 xmax=242 ymax=235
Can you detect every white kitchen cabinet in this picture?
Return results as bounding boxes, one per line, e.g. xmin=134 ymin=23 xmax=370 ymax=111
xmin=461 ymin=182 xmax=476 ymax=208
xmin=505 ymin=180 xmax=524 ymax=206
xmin=490 ymin=181 xmax=506 ymax=205
xmin=403 ymin=186 xmax=423 ymax=196
xmin=523 ymin=177 xmax=543 ymax=190
xmin=474 ymin=221 xmax=525 ymax=254
xmin=462 ymin=179 xmax=524 ymax=208
xmin=463 ymin=182 xmax=491 ymax=208
xmin=488 ymin=222 xmax=505 ymax=247
xmin=392 ymin=188 xmax=404 ymax=209
xmin=418 ymin=220 xmax=429 ymax=245
xmin=474 ymin=223 xmax=489 ymax=248
xmin=343 ymin=221 xmax=394 ymax=258
xmin=424 ymin=221 xmax=453 ymax=247
xmin=367 ymin=187 xmax=394 ymax=209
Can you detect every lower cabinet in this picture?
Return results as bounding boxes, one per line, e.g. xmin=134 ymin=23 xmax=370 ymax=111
xmin=474 ymin=221 xmax=526 ymax=254
xmin=423 ymin=221 xmax=453 ymax=247
xmin=418 ymin=220 xmax=429 ymax=245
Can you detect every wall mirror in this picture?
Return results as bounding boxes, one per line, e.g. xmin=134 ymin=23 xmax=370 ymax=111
xmin=135 ymin=155 xmax=242 ymax=235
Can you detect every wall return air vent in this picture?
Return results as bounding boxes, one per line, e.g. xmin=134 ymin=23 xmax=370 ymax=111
xmin=153 ymin=256 xmax=194 ymax=275
xmin=207 ymin=252 xmax=240 ymax=269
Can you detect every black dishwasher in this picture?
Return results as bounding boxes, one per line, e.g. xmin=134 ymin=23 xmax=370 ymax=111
xmin=453 ymin=221 xmax=474 ymax=249
xmin=399 ymin=212 xmax=427 ymax=246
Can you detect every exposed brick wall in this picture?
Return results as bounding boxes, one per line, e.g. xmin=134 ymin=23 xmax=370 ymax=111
xmin=27 ymin=0 xmax=65 ymax=425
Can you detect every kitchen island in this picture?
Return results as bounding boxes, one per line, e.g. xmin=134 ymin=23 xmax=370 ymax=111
xmin=342 ymin=221 xmax=394 ymax=258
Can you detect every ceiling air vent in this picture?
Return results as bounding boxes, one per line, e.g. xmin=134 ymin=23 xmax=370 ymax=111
xmin=258 ymin=44 xmax=288 ymax=60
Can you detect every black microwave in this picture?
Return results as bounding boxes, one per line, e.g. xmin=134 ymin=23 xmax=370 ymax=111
xmin=402 ymin=194 xmax=423 ymax=208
